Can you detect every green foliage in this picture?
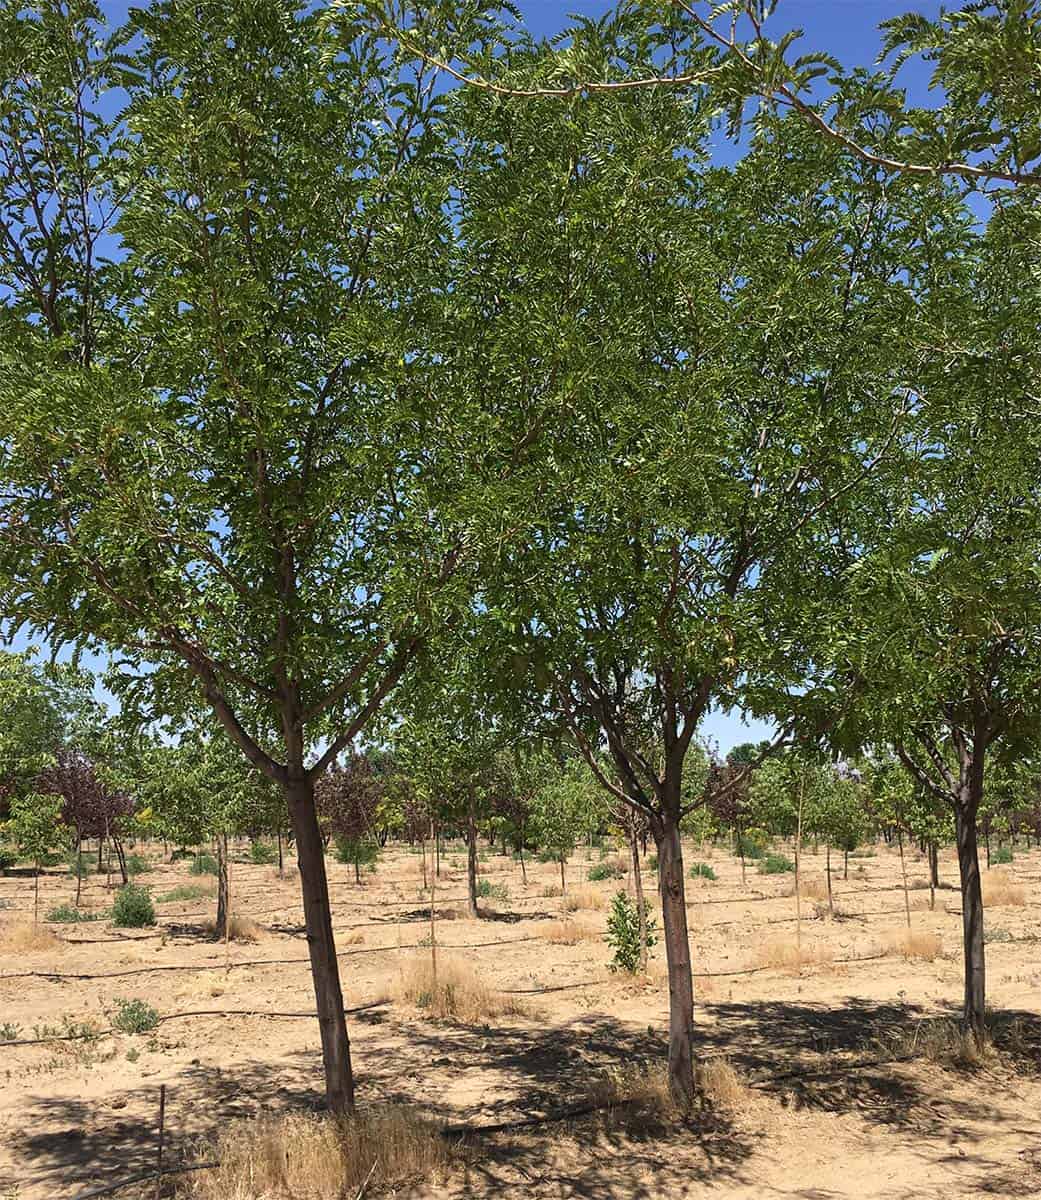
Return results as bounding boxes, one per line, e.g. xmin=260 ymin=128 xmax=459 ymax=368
xmin=688 ymin=862 xmax=717 ymax=880
xmin=587 ymin=861 xmax=623 ymax=881
xmin=758 ymin=853 xmax=795 ymax=875
xmin=5 ymin=791 xmax=69 ymax=867
xmin=0 ymin=1022 xmax=21 ymax=1042
xmin=333 ymin=837 xmax=378 ymax=872
xmin=475 ymin=879 xmax=509 ymax=901
xmin=248 ymin=841 xmax=277 ymax=865
xmin=125 ymin=853 xmax=151 ymax=877
xmin=735 ymin=833 xmax=766 ymax=860
xmin=991 ymin=846 xmax=1013 ymax=865
xmin=46 ymin=903 xmax=107 ymax=923
xmin=111 ymin=998 xmax=159 ymax=1035
xmin=188 ymin=853 xmax=218 ymax=877
xmin=605 ymin=891 xmax=657 ymax=974
xmin=0 ymin=847 xmax=16 ymax=871
xmin=111 ymin=884 xmax=156 ymax=928
xmin=532 ymin=767 xmax=603 ymax=866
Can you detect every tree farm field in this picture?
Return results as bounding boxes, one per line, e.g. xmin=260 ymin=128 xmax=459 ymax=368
xmin=2 ymin=839 xmax=1041 ymax=1200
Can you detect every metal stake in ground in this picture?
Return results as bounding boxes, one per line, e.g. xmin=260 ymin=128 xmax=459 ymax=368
xmin=154 ymin=1084 xmax=166 ymax=1200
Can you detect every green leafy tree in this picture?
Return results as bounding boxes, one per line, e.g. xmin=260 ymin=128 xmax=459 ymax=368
xmin=6 ymin=791 xmax=69 ymax=923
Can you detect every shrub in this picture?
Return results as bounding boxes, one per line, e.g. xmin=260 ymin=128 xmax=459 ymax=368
xmin=605 ymin=891 xmax=657 ymax=973
xmin=0 ymin=847 xmax=16 ymax=871
xmin=111 ymin=997 xmax=159 ymax=1035
xmin=474 ymin=879 xmax=509 ymax=901
xmin=688 ymin=862 xmax=716 ymax=881
xmin=647 ymin=853 xmax=658 ymax=872
xmin=735 ymin=833 xmax=766 ymax=860
xmin=588 ymin=861 xmax=624 ymax=882
xmin=111 ymin=883 xmax=156 ymax=928
xmin=158 ymin=884 xmax=213 ymax=903
xmin=991 ymin=846 xmax=1013 ymax=866
xmin=249 ymin=840 xmax=277 ymax=865
xmin=189 ymin=852 xmax=219 ymax=876
xmin=758 ymin=854 xmax=795 ymax=875
xmin=535 ymin=849 xmax=558 ymax=864
xmin=125 ymin=853 xmax=151 ymax=877
xmin=46 ymin=903 xmax=107 ymax=923
xmin=563 ymin=886 xmax=607 ymax=912
xmin=203 ymin=915 xmax=264 ymax=942
xmin=984 ymin=926 xmax=1013 ymax=944
xmin=0 ymin=1022 xmax=21 ymax=1041
xmin=333 ymin=837 xmax=378 ymax=873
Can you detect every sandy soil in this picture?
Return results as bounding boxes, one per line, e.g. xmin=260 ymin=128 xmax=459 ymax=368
xmin=2 ymin=839 xmax=1040 ymax=1199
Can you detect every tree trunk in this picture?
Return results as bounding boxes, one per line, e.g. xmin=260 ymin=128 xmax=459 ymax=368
xmin=435 ymin=825 xmax=441 ymax=878
xmin=215 ymin=833 xmax=229 ymax=941
xmin=929 ymin=841 xmax=939 ymax=910
xmin=984 ymin=829 xmax=991 ymax=869
xmin=518 ymin=839 xmax=527 ymax=886
xmin=825 ymin=842 xmax=833 ymax=915
xmin=629 ymin=824 xmax=647 ymax=973
xmin=287 ymin=775 xmax=354 ymax=1115
xmin=354 ymin=855 xmax=361 ymax=885
xmin=655 ymin=816 xmax=695 ymax=1109
xmin=34 ymin=863 xmax=40 ymax=926
xmin=97 ymin=836 xmax=103 ymax=872
xmin=898 ymin=828 xmax=911 ymax=929
xmin=420 ymin=837 xmax=428 ymax=890
xmin=954 ymin=800 xmax=986 ymax=1044
xmin=75 ymin=836 xmax=83 ymax=907
xmin=277 ymin=830 xmax=284 ymax=877
xmin=466 ymin=795 xmax=479 ymax=918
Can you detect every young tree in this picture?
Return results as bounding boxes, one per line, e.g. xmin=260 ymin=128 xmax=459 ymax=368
xmin=5 ymin=791 xmax=69 ymax=923
xmin=317 ymin=755 xmax=383 ymax=884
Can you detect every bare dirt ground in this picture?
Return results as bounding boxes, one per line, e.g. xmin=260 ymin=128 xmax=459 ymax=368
xmin=2 ymin=839 xmax=1041 ymax=1199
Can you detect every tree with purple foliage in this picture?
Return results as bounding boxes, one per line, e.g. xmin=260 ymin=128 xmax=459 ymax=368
xmin=316 ymin=755 xmax=384 ymax=884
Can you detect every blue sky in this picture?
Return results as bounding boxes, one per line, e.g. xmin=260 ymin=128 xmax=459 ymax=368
xmin=10 ymin=1 xmax=944 ymax=752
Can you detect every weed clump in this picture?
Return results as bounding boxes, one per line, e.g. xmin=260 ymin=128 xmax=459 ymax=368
xmin=248 ymin=841 xmax=277 ymax=865
xmin=189 ymin=853 xmax=219 ymax=876
xmin=758 ymin=854 xmax=795 ymax=875
xmin=475 ymin=879 xmax=509 ymax=901
xmin=588 ymin=859 xmax=625 ymax=882
xmin=111 ymin=997 xmax=159 ymax=1035
xmin=688 ymin=862 xmax=717 ymax=881
xmin=394 ymin=955 xmax=529 ymax=1023
xmin=46 ymin=903 xmax=107 ymax=923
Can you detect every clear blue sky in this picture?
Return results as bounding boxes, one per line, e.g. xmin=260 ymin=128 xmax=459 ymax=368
xmin=11 ymin=1 xmax=944 ymax=752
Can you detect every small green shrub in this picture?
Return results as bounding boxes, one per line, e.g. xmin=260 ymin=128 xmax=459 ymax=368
xmin=688 ymin=862 xmax=717 ymax=881
xmin=189 ymin=853 xmax=219 ymax=876
xmin=170 ymin=847 xmax=197 ymax=862
xmin=248 ymin=840 xmax=277 ymax=865
xmin=47 ymin=903 xmax=108 ymax=923
xmin=111 ymin=997 xmax=159 ymax=1035
xmin=111 ymin=883 xmax=156 ymax=928
xmin=333 ymin=837 xmax=378 ymax=870
xmin=588 ymin=861 xmax=623 ymax=882
xmin=758 ymin=853 xmax=795 ymax=875
xmin=605 ymin=891 xmax=657 ymax=974
xmin=991 ymin=846 xmax=1013 ymax=865
xmin=984 ymin=926 xmax=1013 ymax=943
xmin=736 ymin=834 xmax=766 ymax=860
xmin=648 ymin=853 xmax=659 ymax=872
xmin=475 ymin=879 xmax=509 ymax=901
xmin=158 ymin=884 xmax=213 ymax=903
xmin=536 ymin=849 xmax=558 ymax=864
xmin=0 ymin=1022 xmax=22 ymax=1041
xmin=125 ymin=853 xmax=151 ymax=877
xmin=0 ymin=847 xmax=17 ymax=871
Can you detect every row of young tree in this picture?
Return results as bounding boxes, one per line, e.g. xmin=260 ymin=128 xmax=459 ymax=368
xmin=2 ymin=0 xmax=1040 ymax=1111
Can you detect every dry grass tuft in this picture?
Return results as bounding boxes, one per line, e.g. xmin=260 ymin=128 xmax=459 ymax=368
xmin=784 ymin=877 xmax=828 ymax=901
xmin=540 ymin=885 xmax=563 ymax=899
xmin=202 ymin=916 xmax=265 ymax=943
xmin=563 ymin=887 xmax=607 ymax=912
xmin=982 ymin=870 xmax=1026 ymax=907
xmin=883 ymin=927 xmax=942 ymax=961
xmin=695 ymin=1057 xmax=746 ymax=1108
xmin=877 ymin=1018 xmax=995 ymax=1069
xmin=755 ymin=937 xmax=834 ymax=972
xmin=393 ymin=954 xmax=531 ymax=1023
xmin=188 ymin=1107 xmax=455 ymax=1199
xmin=0 ymin=921 xmax=61 ymax=954
xmin=341 ymin=929 xmax=365 ymax=945
xmin=588 ymin=1057 xmax=746 ymax=1127
xmin=541 ymin=918 xmax=599 ymax=945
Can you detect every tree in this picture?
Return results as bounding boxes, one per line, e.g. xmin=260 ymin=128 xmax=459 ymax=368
xmin=5 ymin=791 xmax=69 ymax=923
xmin=317 ymin=755 xmax=383 ymax=884
xmin=825 ymin=196 xmax=1041 ymax=1042
xmin=0 ymin=0 xmax=483 ymax=1113
xmin=453 ymin=32 xmax=947 ymax=1103
xmin=531 ymin=764 xmax=600 ymax=894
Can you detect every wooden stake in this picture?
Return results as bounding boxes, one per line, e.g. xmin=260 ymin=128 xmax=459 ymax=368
xmin=154 ymin=1084 xmax=166 ymax=1200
